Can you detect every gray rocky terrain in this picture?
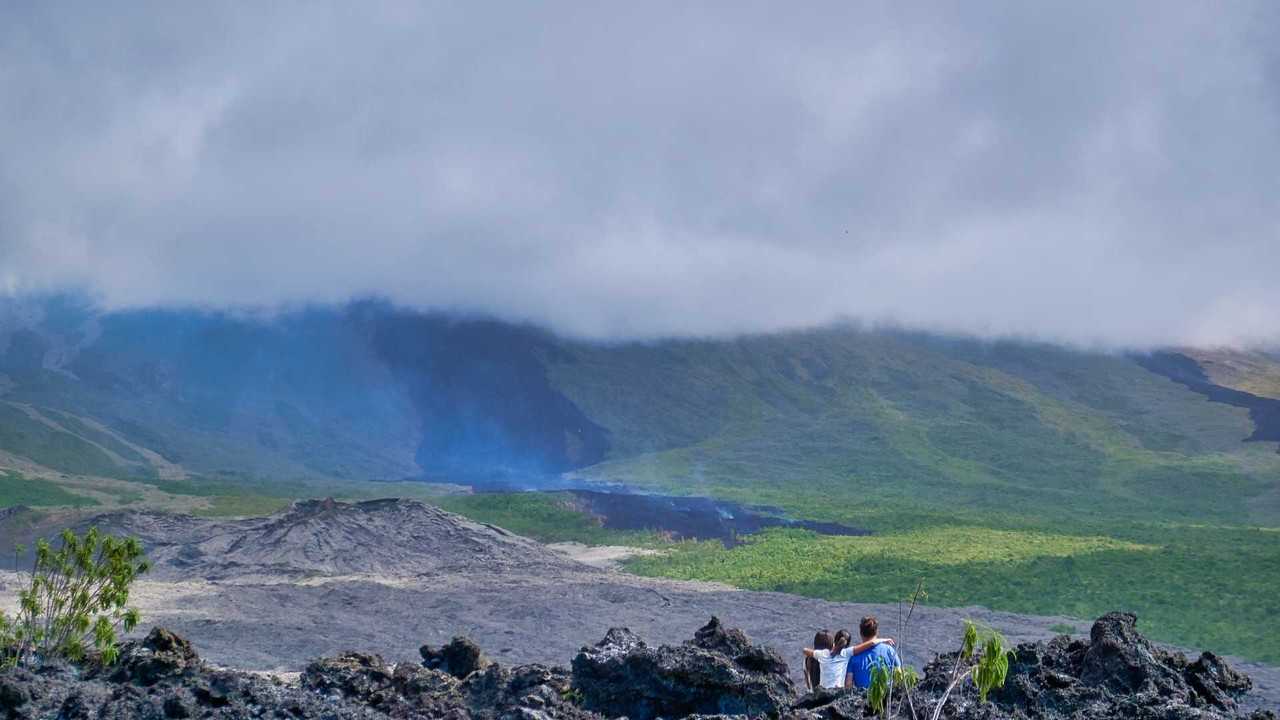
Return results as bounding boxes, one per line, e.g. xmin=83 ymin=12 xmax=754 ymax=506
xmin=1 ymin=498 xmax=1276 ymax=713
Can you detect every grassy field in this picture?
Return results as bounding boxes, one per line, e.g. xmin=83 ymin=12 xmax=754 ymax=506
xmin=432 ymin=492 xmax=662 ymax=546
xmin=0 ymin=404 xmax=125 ymax=478
xmin=622 ymin=519 xmax=1280 ymax=663
xmin=0 ymin=470 xmax=98 ymax=507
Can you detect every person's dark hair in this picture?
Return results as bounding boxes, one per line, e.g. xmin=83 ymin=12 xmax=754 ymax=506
xmin=814 ymin=630 xmax=834 ymax=651
xmin=804 ymin=656 xmax=820 ymax=689
xmin=805 ymin=630 xmax=832 ymax=690
xmin=859 ymin=616 xmax=879 ymax=640
xmin=833 ymin=629 xmax=851 ymax=654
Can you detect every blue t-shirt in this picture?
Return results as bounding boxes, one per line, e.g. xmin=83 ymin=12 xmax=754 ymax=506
xmin=846 ymin=643 xmax=901 ymax=689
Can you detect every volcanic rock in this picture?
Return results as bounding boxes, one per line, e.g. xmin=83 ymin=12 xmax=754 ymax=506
xmin=899 ymin=612 xmax=1271 ymax=720
xmin=301 ymin=651 xmax=397 ymax=703
xmin=421 ymin=636 xmax=492 ymax=679
xmin=0 ymin=614 xmax=1272 ymax=719
xmin=113 ymin=627 xmax=202 ymax=686
xmin=77 ymin=498 xmax=571 ymax=580
xmin=571 ymin=618 xmax=797 ymax=720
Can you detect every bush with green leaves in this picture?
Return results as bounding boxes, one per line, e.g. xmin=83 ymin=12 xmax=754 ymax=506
xmin=926 ymin=621 xmax=1014 ymax=720
xmin=0 ymin=527 xmax=149 ymax=667
xmin=868 ymin=664 xmax=920 ymax=717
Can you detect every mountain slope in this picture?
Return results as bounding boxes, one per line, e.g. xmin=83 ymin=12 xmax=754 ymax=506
xmin=550 ymin=331 xmax=1280 ymax=526
xmin=0 ymin=296 xmax=1276 ymax=526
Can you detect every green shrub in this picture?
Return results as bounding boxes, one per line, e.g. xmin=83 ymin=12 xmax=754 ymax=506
xmin=868 ymin=664 xmax=920 ymax=717
xmin=927 ymin=621 xmax=1014 ymax=720
xmin=0 ymin=527 xmax=149 ymax=666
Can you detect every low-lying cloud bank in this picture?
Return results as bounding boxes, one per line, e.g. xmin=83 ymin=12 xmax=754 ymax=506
xmin=1 ymin=2 xmax=1278 ymax=347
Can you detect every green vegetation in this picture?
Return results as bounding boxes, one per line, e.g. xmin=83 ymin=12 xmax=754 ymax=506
xmin=868 ymin=663 xmax=919 ymax=719
xmin=540 ymin=332 xmax=1280 ymax=663
xmin=0 ymin=405 xmax=124 ymax=478
xmin=621 ymin=518 xmax=1280 ymax=663
xmin=44 ymin=411 xmax=154 ymax=472
xmin=191 ymin=494 xmax=295 ymax=517
xmin=433 ymin=492 xmax=662 ymax=546
xmin=0 ymin=471 xmax=97 ymax=508
xmin=551 ymin=332 xmax=1278 ymax=528
xmin=1 ymin=527 xmax=148 ymax=666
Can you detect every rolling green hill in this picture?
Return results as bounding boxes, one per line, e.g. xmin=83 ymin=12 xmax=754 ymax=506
xmin=550 ymin=331 xmax=1280 ymax=525
xmin=536 ymin=332 xmax=1280 ymax=661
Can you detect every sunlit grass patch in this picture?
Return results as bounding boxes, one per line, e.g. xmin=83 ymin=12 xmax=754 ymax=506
xmin=0 ymin=470 xmax=98 ymax=508
xmin=432 ymin=492 xmax=663 ymax=546
xmin=858 ymin=527 xmax=1156 ymax=566
xmin=192 ymin=494 xmax=294 ymax=517
xmin=628 ymin=526 xmax=1155 ymax=588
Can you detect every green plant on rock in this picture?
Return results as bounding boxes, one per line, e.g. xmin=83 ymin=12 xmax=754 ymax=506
xmin=868 ymin=664 xmax=920 ymax=718
xmin=561 ymin=686 xmax=585 ymax=705
xmin=0 ymin=527 xmax=149 ymax=667
xmin=928 ymin=621 xmax=1015 ymax=720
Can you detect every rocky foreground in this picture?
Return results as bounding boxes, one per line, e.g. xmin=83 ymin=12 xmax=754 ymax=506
xmin=0 ymin=612 xmax=1272 ymax=720
xmin=0 ymin=499 xmax=1146 ymax=682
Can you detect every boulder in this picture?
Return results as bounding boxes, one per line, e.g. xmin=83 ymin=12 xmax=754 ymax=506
xmin=786 ymin=686 xmax=871 ymax=720
xmin=935 ymin=613 xmax=1261 ymax=720
xmin=688 ymin=616 xmax=790 ymax=676
xmin=1187 ymin=652 xmax=1252 ymax=711
xmin=0 ymin=671 xmax=32 ymax=709
xmin=571 ymin=618 xmax=797 ymax=720
xmin=1079 ymin=611 xmax=1188 ymax=700
xmin=113 ymin=627 xmax=202 ymax=685
xmin=422 ymin=636 xmax=493 ymax=679
xmin=301 ymin=651 xmax=396 ymax=703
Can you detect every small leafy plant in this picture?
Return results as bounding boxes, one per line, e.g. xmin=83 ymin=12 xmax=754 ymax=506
xmin=928 ymin=621 xmax=1014 ymax=720
xmin=868 ymin=664 xmax=920 ymax=717
xmin=1 ymin=527 xmax=149 ymax=667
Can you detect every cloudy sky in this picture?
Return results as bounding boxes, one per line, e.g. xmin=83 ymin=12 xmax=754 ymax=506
xmin=1 ymin=2 xmax=1277 ymax=346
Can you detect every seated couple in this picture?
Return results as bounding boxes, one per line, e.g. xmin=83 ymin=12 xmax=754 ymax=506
xmin=801 ymin=616 xmax=900 ymax=690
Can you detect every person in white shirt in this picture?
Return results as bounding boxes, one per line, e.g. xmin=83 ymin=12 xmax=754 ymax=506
xmin=802 ymin=628 xmax=895 ymax=690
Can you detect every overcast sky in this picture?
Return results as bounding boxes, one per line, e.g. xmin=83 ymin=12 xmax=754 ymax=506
xmin=1 ymin=2 xmax=1278 ymax=347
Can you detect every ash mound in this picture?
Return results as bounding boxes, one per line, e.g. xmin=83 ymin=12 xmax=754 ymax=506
xmin=2 ymin=613 xmax=1271 ymax=720
xmin=81 ymin=498 xmax=572 ymax=580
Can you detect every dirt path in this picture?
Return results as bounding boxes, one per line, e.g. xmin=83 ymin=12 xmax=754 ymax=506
xmin=546 ymin=541 xmax=662 ymax=569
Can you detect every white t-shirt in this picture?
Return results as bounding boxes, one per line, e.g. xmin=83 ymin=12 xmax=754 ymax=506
xmin=811 ymin=648 xmax=854 ymax=689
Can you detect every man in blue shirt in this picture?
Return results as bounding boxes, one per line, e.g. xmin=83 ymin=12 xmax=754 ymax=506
xmin=845 ymin=616 xmax=901 ymax=689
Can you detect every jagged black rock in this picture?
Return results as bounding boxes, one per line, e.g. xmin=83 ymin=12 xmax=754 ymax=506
xmin=0 ymin=613 xmax=1272 ymax=719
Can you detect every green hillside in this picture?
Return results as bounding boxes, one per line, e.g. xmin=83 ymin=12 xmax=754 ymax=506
xmin=541 ymin=330 xmax=1280 ymax=661
xmin=550 ymin=330 xmax=1277 ymax=525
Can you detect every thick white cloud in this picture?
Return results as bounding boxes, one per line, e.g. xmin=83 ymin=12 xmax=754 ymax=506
xmin=1 ymin=1 xmax=1277 ymax=346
